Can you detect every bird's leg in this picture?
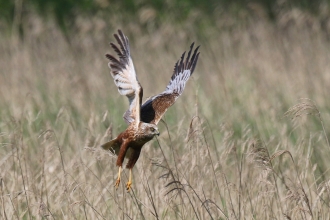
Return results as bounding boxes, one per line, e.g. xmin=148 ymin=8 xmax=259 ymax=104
xmin=114 ymin=166 xmax=122 ymax=189
xmin=126 ymin=168 xmax=132 ymax=191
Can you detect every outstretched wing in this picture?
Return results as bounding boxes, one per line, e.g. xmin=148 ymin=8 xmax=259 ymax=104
xmin=106 ymin=30 xmax=142 ymax=125
xmin=140 ymin=43 xmax=200 ymax=125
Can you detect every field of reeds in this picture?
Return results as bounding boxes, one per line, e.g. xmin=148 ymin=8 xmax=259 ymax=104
xmin=1 ymin=10 xmax=330 ymax=219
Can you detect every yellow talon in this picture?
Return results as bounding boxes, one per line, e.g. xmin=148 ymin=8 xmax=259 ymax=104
xmin=115 ymin=178 xmax=120 ymax=189
xmin=126 ymin=168 xmax=133 ymax=192
xmin=126 ymin=181 xmax=132 ymax=191
xmin=114 ymin=166 xmax=122 ymax=189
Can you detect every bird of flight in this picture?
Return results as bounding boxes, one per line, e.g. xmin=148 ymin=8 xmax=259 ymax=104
xmin=101 ymin=30 xmax=200 ymax=191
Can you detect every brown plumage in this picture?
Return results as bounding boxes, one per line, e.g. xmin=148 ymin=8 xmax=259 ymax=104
xmin=101 ymin=29 xmax=200 ymax=191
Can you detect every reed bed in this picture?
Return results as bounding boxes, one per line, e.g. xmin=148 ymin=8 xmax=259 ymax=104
xmin=1 ymin=12 xmax=330 ymax=219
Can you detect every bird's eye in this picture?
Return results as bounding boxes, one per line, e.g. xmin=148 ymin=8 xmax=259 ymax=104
xmin=150 ymin=127 xmax=155 ymax=132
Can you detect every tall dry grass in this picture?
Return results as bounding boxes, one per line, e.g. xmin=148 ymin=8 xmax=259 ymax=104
xmin=1 ymin=11 xmax=330 ymax=219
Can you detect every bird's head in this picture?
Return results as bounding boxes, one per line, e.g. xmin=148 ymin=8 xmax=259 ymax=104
xmin=137 ymin=122 xmax=160 ymax=139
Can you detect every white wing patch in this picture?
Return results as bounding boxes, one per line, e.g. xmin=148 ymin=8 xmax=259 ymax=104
xmin=165 ymin=69 xmax=191 ymax=94
xmin=111 ymin=59 xmax=139 ymax=95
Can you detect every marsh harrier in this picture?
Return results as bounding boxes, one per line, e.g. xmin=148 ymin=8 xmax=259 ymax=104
xmin=101 ymin=30 xmax=200 ymax=191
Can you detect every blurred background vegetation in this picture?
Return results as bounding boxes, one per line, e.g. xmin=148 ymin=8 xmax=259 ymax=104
xmin=2 ymin=0 xmax=330 ymax=37
xmin=2 ymin=0 xmax=330 ymax=219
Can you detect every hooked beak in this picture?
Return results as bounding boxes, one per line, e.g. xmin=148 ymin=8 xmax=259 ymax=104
xmin=156 ymin=131 xmax=160 ymax=136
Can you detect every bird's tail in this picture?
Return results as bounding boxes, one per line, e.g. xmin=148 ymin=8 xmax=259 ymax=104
xmin=101 ymin=138 xmax=121 ymax=156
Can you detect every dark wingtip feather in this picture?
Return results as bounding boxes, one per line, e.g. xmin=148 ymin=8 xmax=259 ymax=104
xmin=105 ymin=53 xmax=111 ymax=59
xmin=106 ymin=29 xmax=131 ymax=74
xmin=178 ymin=51 xmax=186 ymax=74
xmin=110 ymin=42 xmax=122 ymax=57
xmin=185 ymin=42 xmax=195 ymax=67
xmin=105 ymin=54 xmax=118 ymax=64
xmin=106 ymin=53 xmax=125 ymax=72
xmin=191 ymin=52 xmax=200 ymax=74
xmin=189 ymin=45 xmax=200 ymax=72
xmin=172 ymin=43 xmax=200 ymax=77
xmin=172 ymin=61 xmax=179 ymax=80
